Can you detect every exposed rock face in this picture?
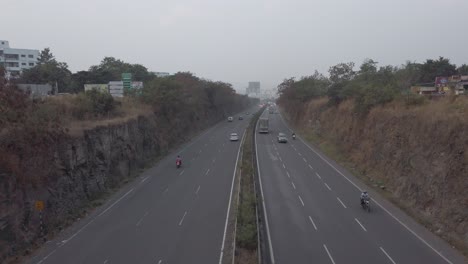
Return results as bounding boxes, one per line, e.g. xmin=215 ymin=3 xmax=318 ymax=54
xmin=286 ymin=99 xmax=467 ymax=251
xmin=0 ymin=109 xmax=239 ymax=262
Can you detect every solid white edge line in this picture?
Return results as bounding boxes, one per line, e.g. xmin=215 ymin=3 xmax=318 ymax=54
xmin=35 ymin=115 xmax=236 ymax=264
xmin=218 ymin=128 xmax=246 ymax=264
xmin=178 ymin=211 xmax=187 ymax=226
xmin=337 ymin=197 xmax=347 ymax=208
xmin=323 ymin=244 xmax=336 ymax=264
xmin=279 ymin=112 xmax=456 ymax=264
xmin=380 ymin=247 xmax=397 ymax=264
xmin=298 ymin=195 xmax=305 ymax=207
xmin=283 ymin=115 xmax=454 ymax=263
xmin=40 ymin=187 xmax=134 ymax=262
xmin=308 ymin=216 xmax=318 ymax=230
xmin=36 ymin=249 xmax=57 ymax=264
xmin=98 ymin=188 xmax=134 ymax=217
xmin=371 ymin=199 xmax=453 ymax=264
xmin=255 ymin=114 xmax=276 ymax=264
xmin=355 ymin=218 xmax=367 ymax=232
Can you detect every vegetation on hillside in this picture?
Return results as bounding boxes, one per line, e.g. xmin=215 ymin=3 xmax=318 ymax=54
xmin=1 ymin=56 xmax=256 ymax=262
xmin=278 ymin=57 xmax=467 ymax=117
xmin=18 ymin=48 xmax=154 ymax=93
xmin=277 ymin=58 xmax=468 ymax=255
xmin=1 ymin=62 xmax=254 ymax=181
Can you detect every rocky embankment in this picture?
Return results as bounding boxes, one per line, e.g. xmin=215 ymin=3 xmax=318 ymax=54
xmin=282 ymin=98 xmax=467 ymax=253
xmin=0 ymin=107 xmax=246 ymax=262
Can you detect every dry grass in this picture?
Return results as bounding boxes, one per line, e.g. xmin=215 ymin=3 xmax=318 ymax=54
xmin=235 ymin=248 xmax=258 ymax=264
xmin=43 ymin=95 xmax=153 ymax=137
xmin=282 ymin=96 xmax=468 ymax=257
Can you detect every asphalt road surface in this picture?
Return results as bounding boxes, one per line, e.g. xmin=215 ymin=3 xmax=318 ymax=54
xmin=29 ymin=108 xmax=258 ymax=264
xmin=255 ymin=109 xmax=466 ymax=264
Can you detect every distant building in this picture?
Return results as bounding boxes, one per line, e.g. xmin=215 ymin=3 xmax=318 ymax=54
xmin=152 ymin=72 xmax=170 ymax=77
xmin=246 ymin=81 xmax=261 ymax=97
xmin=0 ymin=40 xmax=39 ymax=78
xmin=17 ymin=84 xmax=55 ymax=99
xmin=449 ymin=75 xmax=468 ymax=95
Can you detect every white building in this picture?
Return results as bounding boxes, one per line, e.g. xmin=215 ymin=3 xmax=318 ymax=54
xmin=246 ymin=81 xmax=261 ymax=98
xmin=152 ymin=72 xmax=170 ymax=77
xmin=0 ymin=40 xmax=39 ymax=78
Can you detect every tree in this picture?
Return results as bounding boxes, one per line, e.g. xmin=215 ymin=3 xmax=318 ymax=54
xmin=20 ymin=48 xmax=73 ymax=93
xmin=37 ymin=48 xmax=56 ymax=65
xmin=394 ymin=61 xmax=422 ymax=90
xmin=419 ymin=56 xmax=456 ymax=83
xmin=457 ymin=64 xmax=468 ymax=75
xmin=327 ymin=62 xmax=355 ymax=105
xmin=329 ymin=62 xmax=355 ymax=83
xmin=88 ymin=57 xmax=150 ymax=83
xmin=359 ymin=59 xmax=378 ymax=75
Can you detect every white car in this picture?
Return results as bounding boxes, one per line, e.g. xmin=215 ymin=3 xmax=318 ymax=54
xmin=230 ymin=133 xmax=239 ymax=141
xmin=228 ymin=116 xmax=233 ymax=122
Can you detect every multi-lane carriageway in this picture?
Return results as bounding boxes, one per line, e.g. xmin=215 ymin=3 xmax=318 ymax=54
xmin=255 ymin=109 xmax=465 ymax=264
xmin=29 ymin=107 xmax=466 ymax=264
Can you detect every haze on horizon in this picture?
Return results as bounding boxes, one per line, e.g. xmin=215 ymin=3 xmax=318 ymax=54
xmin=2 ymin=0 xmax=467 ymax=91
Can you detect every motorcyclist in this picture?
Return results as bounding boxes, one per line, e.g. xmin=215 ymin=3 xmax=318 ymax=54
xmin=360 ymin=191 xmax=369 ymax=205
xmin=292 ymin=132 xmax=296 ymax=139
xmin=176 ymin=155 xmax=182 ymax=166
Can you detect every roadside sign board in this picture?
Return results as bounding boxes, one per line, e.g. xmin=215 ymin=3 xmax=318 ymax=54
xmin=35 ymin=200 xmax=44 ymax=211
xmin=122 ymin=73 xmax=132 ymax=90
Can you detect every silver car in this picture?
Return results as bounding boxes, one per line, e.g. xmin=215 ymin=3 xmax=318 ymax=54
xmin=230 ymin=133 xmax=239 ymax=141
xmin=277 ymin=133 xmax=288 ymax=143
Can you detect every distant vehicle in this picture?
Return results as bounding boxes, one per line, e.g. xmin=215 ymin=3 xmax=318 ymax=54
xmin=277 ymin=133 xmax=288 ymax=143
xmin=361 ymin=198 xmax=371 ymax=212
xmin=176 ymin=156 xmax=182 ymax=168
xmin=238 ymin=116 xmax=243 ymax=120
xmin=269 ymin=108 xmax=274 ymax=114
xmin=258 ymin=118 xmax=269 ymax=134
xmin=230 ymin=133 xmax=239 ymax=141
xmin=228 ymin=116 xmax=233 ymax=122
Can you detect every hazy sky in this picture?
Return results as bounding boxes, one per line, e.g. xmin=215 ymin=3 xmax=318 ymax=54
xmin=2 ymin=0 xmax=468 ymax=91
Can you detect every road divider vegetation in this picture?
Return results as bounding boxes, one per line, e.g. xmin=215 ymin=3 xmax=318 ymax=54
xmin=233 ymin=109 xmax=264 ymax=264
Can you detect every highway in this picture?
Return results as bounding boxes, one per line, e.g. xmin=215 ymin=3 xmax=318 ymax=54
xmin=255 ymin=109 xmax=466 ymax=264
xmin=29 ymin=108 xmax=258 ymax=264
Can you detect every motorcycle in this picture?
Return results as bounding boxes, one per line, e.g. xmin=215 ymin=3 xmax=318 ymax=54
xmin=176 ymin=160 xmax=182 ymax=168
xmin=361 ymin=198 xmax=371 ymax=212
xmin=292 ymin=134 xmax=296 ymax=140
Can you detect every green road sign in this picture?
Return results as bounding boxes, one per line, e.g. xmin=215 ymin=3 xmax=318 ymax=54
xmin=122 ymin=73 xmax=132 ymax=90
